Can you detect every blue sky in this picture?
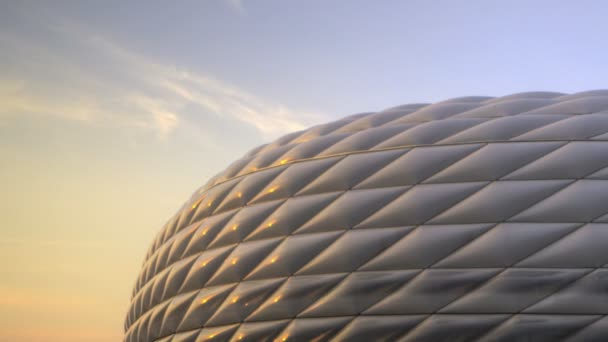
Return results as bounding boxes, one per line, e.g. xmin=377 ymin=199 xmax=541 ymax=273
xmin=1 ymin=0 xmax=607 ymax=341
xmin=47 ymin=0 xmax=608 ymax=109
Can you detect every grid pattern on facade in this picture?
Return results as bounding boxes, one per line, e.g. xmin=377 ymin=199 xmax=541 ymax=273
xmin=125 ymin=90 xmax=608 ymax=342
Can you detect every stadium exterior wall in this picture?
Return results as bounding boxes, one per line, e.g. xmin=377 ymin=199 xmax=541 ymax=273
xmin=125 ymin=90 xmax=608 ymax=342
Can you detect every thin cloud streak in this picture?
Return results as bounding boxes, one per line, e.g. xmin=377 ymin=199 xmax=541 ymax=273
xmin=0 ymin=19 xmax=326 ymax=141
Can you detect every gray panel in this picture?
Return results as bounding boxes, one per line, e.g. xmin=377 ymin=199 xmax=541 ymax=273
xmin=439 ymin=114 xmax=568 ymax=144
xmin=517 ymin=224 xmax=608 ymax=267
xmin=213 ymin=166 xmax=285 ymax=213
xmin=360 ymin=224 xmax=493 ymax=270
xmin=355 ymin=144 xmax=482 ymax=189
xmin=442 ymin=268 xmax=588 ymax=313
xmin=296 ymin=187 xmax=408 ymax=233
xmin=274 ymin=317 xmax=351 ymax=342
xmin=248 ymin=157 xmax=341 ymax=204
xmin=181 ymin=211 xmax=237 ymax=259
xmin=205 ymin=278 xmax=284 ymax=326
xmin=391 ymin=102 xmax=482 ymax=123
xmin=563 ymin=316 xmax=608 ymax=342
xmin=375 ymin=118 xmax=486 ymax=148
xmin=514 ymin=113 xmax=608 ymax=141
xmin=244 ymin=192 xmax=341 ymax=241
xmin=365 ymin=269 xmax=500 ymax=315
xmin=177 ymin=246 xmax=234 ymax=294
xmin=435 ymin=223 xmax=580 ymax=268
xmin=399 ymin=314 xmax=508 ymax=342
xmin=297 ymin=149 xmax=405 ymax=195
xmin=477 ymin=314 xmax=599 ymax=342
xmin=177 ymin=284 xmax=235 ymax=331
xmin=299 ymin=270 xmax=418 ymax=316
xmin=430 ymin=180 xmax=572 ymax=224
xmin=425 ymin=142 xmax=564 ymax=183
xmin=172 ymin=330 xmax=199 ymax=342
xmin=318 ymin=124 xmax=410 ymax=156
xmin=193 ymin=324 xmax=239 ymax=342
xmin=245 ymin=231 xmax=343 ymax=280
xmin=159 ymin=291 xmax=198 ymax=337
xmin=452 ymin=98 xmax=556 ymax=118
xmin=296 ymin=227 xmax=413 ymax=275
xmin=247 ymin=274 xmax=345 ymax=321
xmin=504 ymin=142 xmax=608 ymax=180
xmin=277 ymin=133 xmax=349 ymax=161
xmin=205 ymin=238 xmax=282 ymax=286
xmin=229 ymin=320 xmax=290 ymax=342
xmin=526 ymin=269 xmax=608 ymax=314
xmin=331 ymin=315 xmax=425 ymax=342
xmin=512 ymin=180 xmax=608 ymax=222
xmin=357 ymin=182 xmax=487 ymax=227
xmin=208 ymin=200 xmax=283 ymax=248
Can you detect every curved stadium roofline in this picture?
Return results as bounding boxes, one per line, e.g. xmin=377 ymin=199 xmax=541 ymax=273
xmin=126 ymin=90 xmax=608 ymax=342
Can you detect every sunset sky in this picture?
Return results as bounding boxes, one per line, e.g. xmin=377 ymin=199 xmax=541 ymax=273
xmin=2 ymin=1 xmax=608 ymax=341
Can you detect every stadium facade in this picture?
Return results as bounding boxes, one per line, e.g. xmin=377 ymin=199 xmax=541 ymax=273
xmin=125 ymin=91 xmax=608 ymax=342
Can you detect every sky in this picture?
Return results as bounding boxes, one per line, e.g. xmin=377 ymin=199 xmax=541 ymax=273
xmin=1 ymin=0 xmax=607 ymax=341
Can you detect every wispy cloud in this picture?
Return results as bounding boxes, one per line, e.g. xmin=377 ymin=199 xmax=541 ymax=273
xmin=0 ymin=13 xmax=326 ymax=142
